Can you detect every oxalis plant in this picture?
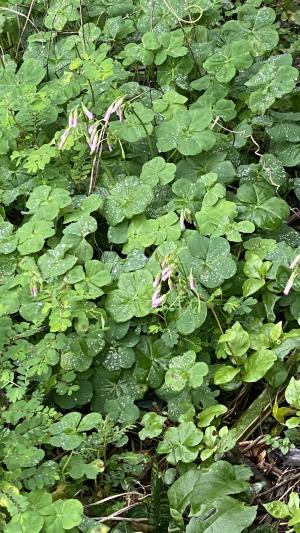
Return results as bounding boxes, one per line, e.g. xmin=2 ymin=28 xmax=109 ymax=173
xmin=1 ymin=0 xmax=300 ymax=531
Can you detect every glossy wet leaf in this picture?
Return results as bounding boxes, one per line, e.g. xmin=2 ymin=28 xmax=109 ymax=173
xmin=156 ymin=109 xmax=215 ymax=155
xmin=103 ymin=176 xmax=153 ymax=226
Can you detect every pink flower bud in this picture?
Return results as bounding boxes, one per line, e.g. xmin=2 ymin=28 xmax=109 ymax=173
xmin=89 ymin=123 xmax=97 ymax=136
xmin=89 ymin=131 xmax=99 ymax=153
xmin=153 ymin=273 xmax=161 ymax=289
xmin=31 ymin=286 xmax=38 ymax=298
xmin=82 ymin=104 xmax=94 ymax=121
xmin=161 ymin=267 xmax=172 ymax=281
xmin=58 ymin=128 xmax=70 ymax=149
xmin=69 ymin=108 xmax=78 ymax=128
xmin=152 ymin=294 xmax=166 ymax=308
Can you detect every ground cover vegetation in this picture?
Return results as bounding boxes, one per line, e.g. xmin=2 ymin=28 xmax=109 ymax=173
xmin=1 ymin=0 xmax=300 ymax=531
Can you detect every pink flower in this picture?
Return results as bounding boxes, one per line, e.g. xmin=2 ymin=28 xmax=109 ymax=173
xmin=89 ymin=123 xmax=97 ymax=136
xmin=153 ymin=273 xmax=161 ymax=289
xmin=161 ymin=266 xmax=172 ymax=281
xmin=68 ymin=108 xmax=78 ymax=128
xmin=82 ymin=104 xmax=94 ymax=121
xmin=58 ymin=128 xmax=70 ymax=149
xmin=152 ymin=293 xmax=166 ymax=308
xmin=89 ymin=131 xmax=99 ymax=154
xmin=31 ymin=286 xmax=38 ymax=298
xmin=103 ymin=97 xmax=124 ymax=125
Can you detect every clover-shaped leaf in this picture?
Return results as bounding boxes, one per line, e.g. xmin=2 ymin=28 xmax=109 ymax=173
xmin=103 ymin=345 xmax=135 ymax=371
xmin=140 ymin=156 xmax=176 ymax=187
xmin=110 ymin=102 xmax=154 ymax=142
xmin=139 ymin=412 xmax=166 ymax=440
xmin=17 ymin=220 xmax=55 ymax=255
xmin=49 ymin=412 xmax=101 ymax=451
xmin=157 ymin=422 xmax=203 ymax=464
xmin=74 ymin=260 xmax=112 ymax=298
xmin=106 ymin=269 xmax=153 ymax=322
xmin=165 ymin=350 xmax=208 ymax=392
xmin=122 ymin=215 xmax=158 ymax=253
xmin=156 ymin=109 xmax=215 ymax=155
xmin=185 ymin=233 xmax=237 ymax=288
xmin=246 ymin=56 xmax=298 ymax=114
xmin=237 ymin=183 xmax=289 ymax=230
xmin=26 ymin=185 xmax=71 ymax=220
xmin=203 ymin=40 xmax=252 ymax=82
xmin=37 ymin=244 xmax=77 ymax=278
xmin=103 ymin=176 xmax=153 ymax=226
xmin=43 ymin=499 xmax=83 ymax=531
xmin=223 ymin=7 xmax=279 ymax=57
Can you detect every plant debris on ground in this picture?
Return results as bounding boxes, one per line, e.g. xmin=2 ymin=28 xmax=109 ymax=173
xmin=1 ymin=0 xmax=300 ymax=531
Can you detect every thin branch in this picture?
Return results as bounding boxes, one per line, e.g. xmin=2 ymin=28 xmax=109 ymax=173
xmin=0 ymin=7 xmax=38 ymax=30
xmin=85 ymin=491 xmax=143 ymax=508
xmin=97 ymin=495 xmax=150 ymax=523
xmin=96 ymin=517 xmax=148 ymax=523
xmin=16 ymin=0 xmax=37 ymax=55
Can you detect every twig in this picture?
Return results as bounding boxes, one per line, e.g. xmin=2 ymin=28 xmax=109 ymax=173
xmin=85 ymin=491 xmax=144 ymax=508
xmin=255 ymin=472 xmax=300 ymax=499
xmin=96 ymin=517 xmax=148 ymax=523
xmin=239 ymin=435 xmax=264 ymax=453
xmin=279 ymin=478 xmax=300 ymax=501
xmin=16 ymin=0 xmax=37 ymax=55
xmin=97 ymin=495 xmax=150 ymax=523
xmin=0 ymin=7 xmax=38 ymax=30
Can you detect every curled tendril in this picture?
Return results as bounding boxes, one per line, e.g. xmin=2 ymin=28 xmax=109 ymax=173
xmin=161 ymin=0 xmax=203 ymax=24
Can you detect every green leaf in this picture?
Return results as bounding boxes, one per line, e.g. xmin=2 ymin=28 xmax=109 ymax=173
xmin=176 ymin=300 xmax=207 ymax=335
xmin=103 ymin=176 xmax=153 ymax=226
xmin=246 ymin=58 xmax=298 ymax=114
xmin=285 ymin=377 xmax=300 ymax=409
xmin=26 ymin=186 xmax=71 ymax=220
xmin=264 ymin=501 xmax=289 ymax=519
xmin=242 ymin=349 xmax=277 ymax=382
xmin=17 ymin=58 xmax=46 ymax=85
xmin=74 ymin=260 xmax=112 ymax=297
xmin=186 ymin=234 xmax=237 ymax=288
xmin=156 ymin=109 xmax=215 ymax=156
xmin=169 ymin=460 xmax=252 ymax=514
xmin=214 ymin=366 xmax=241 ymax=385
xmin=187 ymin=496 xmax=257 ymax=533
xmin=237 ymin=183 xmax=289 ymax=230
xmin=0 ymin=219 xmax=17 ymax=254
xmin=105 ymin=269 xmax=153 ymax=322
xmin=110 ymin=102 xmax=154 ymax=142
xmin=203 ymin=40 xmax=252 ymax=82
xmin=123 ymin=215 xmax=158 ymax=253
xmin=17 ymin=220 xmax=55 ymax=255
xmin=197 ymin=404 xmax=228 ymax=427
xmin=37 ymin=245 xmax=77 ymax=278
xmin=139 ymin=412 xmax=166 ymax=440
xmin=157 ymin=422 xmax=203 ymax=464
xmin=140 ymin=156 xmax=176 ymax=187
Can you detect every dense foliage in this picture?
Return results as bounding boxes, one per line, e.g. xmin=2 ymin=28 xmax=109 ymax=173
xmin=1 ymin=0 xmax=300 ymax=531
